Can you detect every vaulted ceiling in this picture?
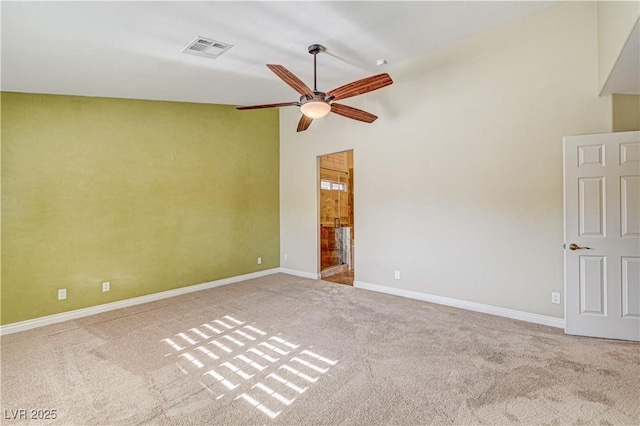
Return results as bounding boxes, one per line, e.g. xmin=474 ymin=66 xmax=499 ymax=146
xmin=2 ymin=1 xmax=564 ymax=106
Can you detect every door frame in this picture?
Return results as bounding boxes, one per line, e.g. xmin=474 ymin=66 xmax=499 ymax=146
xmin=316 ymin=149 xmax=355 ymax=279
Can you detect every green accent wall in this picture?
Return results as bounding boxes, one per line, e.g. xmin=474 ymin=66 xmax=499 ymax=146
xmin=1 ymin=92 xmax=280 ymax=325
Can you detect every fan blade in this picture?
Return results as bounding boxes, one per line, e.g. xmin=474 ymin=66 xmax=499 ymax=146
xmin=330 ymin=103 xmax=378 ymax=123
xmin=327 ymin=73 xmax=393 ymax=101
xmin=297 ymin=115 xmax=313 ymax=132
xmin=236 ymin=102 xmax=298 ymax=110
xmin=267 ymin=64 xmax=314 ymax=98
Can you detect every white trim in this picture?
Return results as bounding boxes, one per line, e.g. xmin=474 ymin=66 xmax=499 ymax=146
xmin=1 ymin=269 xmax=564 ymax=335
xmin=0 ymin=268 xmax=280 ymax=335
xmin=354 ymin=280 xmax=565 ymax=329
xmin=278 ymin=267 xmax=320 ymax=280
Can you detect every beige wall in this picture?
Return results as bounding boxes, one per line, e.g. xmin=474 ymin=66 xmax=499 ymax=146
xmin=597 ymin=1 xmax=640 ymax=93
xmin=280 ymin=2 xmax=611 ymax=318
xmin=612 ymin=94 xmax=640 ymax=131
xmin=2 ymin=93 xmax=280 ymax=324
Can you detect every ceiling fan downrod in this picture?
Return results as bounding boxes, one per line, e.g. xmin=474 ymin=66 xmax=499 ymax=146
xmin=308 ymin=44 xmax=324 ymax=94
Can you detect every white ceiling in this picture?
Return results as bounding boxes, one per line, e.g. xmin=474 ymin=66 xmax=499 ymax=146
xmin=1 ymin=1 xmax=562 ymax=106
xmin=601 ymin=20 xmax=640 ymax=96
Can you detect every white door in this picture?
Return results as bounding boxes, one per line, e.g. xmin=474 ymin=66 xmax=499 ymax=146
xmin=564 ymin=131 xmax=640 ymax=341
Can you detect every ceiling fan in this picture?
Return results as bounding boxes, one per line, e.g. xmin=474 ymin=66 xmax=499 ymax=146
xmin=236 ymin=44 xmax=393 ymax=132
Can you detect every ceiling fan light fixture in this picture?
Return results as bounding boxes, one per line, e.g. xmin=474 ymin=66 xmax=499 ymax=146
xmin=300 ymin=100 xmax=331 ymax=119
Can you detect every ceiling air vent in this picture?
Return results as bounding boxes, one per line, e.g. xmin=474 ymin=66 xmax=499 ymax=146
xmin=181 ymin=36 xmax=233 ymax=59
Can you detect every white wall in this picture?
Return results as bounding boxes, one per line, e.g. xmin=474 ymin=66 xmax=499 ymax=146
xmin=280 ymin=2 xmax=611 ymax=318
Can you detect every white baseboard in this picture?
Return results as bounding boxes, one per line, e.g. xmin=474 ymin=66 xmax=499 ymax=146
xmin=0 ymin=268 xmax=280 ymax=336
xmin=278 ymin=267 xmax=320 ymax=280
xmin=1 ymin=269 xmax=563 ymax=335
xmin=354 ymin=280 xmax=565 ymax=329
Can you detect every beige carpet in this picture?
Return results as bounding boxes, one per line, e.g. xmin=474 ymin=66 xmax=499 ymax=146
xmin=1 ymin=273 xmax=638 ymax=425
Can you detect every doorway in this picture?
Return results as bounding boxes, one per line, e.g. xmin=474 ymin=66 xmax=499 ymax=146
xmin=318 ymin=150 xmax=354 ymax=286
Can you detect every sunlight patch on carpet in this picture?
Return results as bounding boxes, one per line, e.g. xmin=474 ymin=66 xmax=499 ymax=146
xmin=161 ymin=315 xmax=338 ymax=419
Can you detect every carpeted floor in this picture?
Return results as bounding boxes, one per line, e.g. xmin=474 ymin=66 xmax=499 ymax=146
xmin=1 ymin=273 xmax=639 ymax=425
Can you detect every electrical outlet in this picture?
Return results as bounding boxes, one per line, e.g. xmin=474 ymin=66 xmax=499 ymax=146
xmin=102 ymin=281 xmax=110 ymax=292
xmin=394 ymin=270 xmax=400 ymax=280
xmin=551 ymin=292 xmax=561 ymax=304
xmin=284 ymin=254 xmax=288 ymax=261
xmin=58 ymin=288 xmax=67 ymax=300
xmin=257 ymin=257 xmax=262 ymax=265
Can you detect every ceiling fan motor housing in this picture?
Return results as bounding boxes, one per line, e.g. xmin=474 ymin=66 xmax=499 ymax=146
xmin=299 ymin=93 xmax=327 ymax=103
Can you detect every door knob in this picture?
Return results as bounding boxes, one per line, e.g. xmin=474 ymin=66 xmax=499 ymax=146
xmin=569 ymin=243 xmax=591 ymax=251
